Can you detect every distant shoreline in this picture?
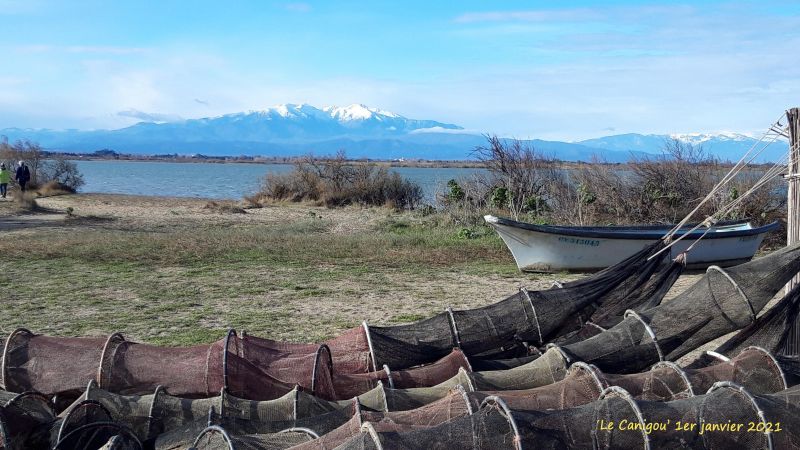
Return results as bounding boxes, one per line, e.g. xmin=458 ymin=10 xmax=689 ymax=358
xmin=51 ymin=151 xmax=619 ymax=169
xmin=47 ymin=150 xmax=770 ymax=170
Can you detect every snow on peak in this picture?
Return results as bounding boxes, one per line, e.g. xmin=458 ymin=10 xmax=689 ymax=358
xmin=670 ymin=131 xmax=754 ymax=146
xmin=324 ymin=104 xmax=401 ymax=121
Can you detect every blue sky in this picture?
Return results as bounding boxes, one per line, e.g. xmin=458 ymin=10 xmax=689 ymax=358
xmin=1 ymin=0 xmax=798 ymax=140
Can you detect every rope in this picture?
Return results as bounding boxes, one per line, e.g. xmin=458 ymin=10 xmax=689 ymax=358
xmin=663 ymin=113 xmax=788 ymax=240
xmin=680 ymin=152 xmax=790 ymax=254
xmin=649 ymin=130 xmax=790 ymax=261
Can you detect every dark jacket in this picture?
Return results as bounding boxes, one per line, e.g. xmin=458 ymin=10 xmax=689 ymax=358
xmin=15 ymin=165 xmax=30 ymax=183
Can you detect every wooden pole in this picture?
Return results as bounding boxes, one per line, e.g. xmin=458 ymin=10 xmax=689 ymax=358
xmin=784 ymin=108 xmax=800 ymax=355
xmin=787 ymin=107 xmax=800 ymax=290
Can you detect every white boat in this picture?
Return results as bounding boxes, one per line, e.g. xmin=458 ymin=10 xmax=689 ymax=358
xmin=484 ymin=215 xmax=780 ymax=272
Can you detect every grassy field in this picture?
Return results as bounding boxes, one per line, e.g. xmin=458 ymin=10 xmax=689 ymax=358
xmin=0 ymin=194 xmax=573 ymax=346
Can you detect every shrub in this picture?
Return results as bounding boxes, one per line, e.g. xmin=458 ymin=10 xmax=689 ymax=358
xmin=39 ymin=155 xmax=85 ymax=191
xmin=257 ymin=151 xmax=423 ymax=209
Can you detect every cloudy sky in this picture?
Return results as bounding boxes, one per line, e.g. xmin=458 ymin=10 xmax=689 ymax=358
xmin=1 ymin=0 xmax=798 ymax=140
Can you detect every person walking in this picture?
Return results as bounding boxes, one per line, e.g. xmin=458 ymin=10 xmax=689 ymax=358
xmin=0 ymin=163 xmax=9 ymax=198
xmin=14 ymin=161 xmax=30 ymax=192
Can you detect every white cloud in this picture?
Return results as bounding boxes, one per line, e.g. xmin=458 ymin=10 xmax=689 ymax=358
xmin=116 ymin=109 xmax=182 ymax=123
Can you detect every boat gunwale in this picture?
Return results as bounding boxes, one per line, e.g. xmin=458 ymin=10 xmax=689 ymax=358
xmin=485 ymin=216 xmax=780 ymax=240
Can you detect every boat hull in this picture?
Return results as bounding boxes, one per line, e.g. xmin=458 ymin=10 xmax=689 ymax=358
xmin=484 ymin=216 xmax=778 ymax=272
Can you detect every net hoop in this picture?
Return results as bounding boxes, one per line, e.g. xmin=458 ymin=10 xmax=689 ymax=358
xmin=311 ymin=344 xmax=333 ymax=395
xmin=456 ymin=367 xmax=477 ymax=392
xmin=520 ymin=288 xmax=544 ymax=344
xmin=479 ymin=396 xmax=522 ymax=450
xmin=741 ymin=346 xmax=788 ymax=390
xmin=382 ymin=365 xmax=395 ymax=389
xmin=291 ymin=386 xmax=299 ymax=420
xmin=451 ymin=384 xmax=476 ymax=415
xmin=650 ymin=361 xmax=695 ymax=397
xmin=221 ymin=329 xmax=238 ymax=395
xmin=706 ymin=266 xmax=757 ymax=325
xmin=147 ymin=385 xmax=165 ymax=440
xmin=597 ymin=386 xmax=651 ymax=450
xmin=568 ymin=362 xmax=608 ymax=396
xmin=458 ymin=349 xmax=474 ymax=373
xmin=83 ymin=379 xmax=99 ymax=400
xmin=545 ymin=344 xmax=572 ymax=365
xmin=446 ymin=306 xmax=462 ymax=348
xmin=374 ymin=380 xmax=389 ymax=412
xmin=192 ymin=425 xmax=234 ymax=450
xmin=624 ymin=310 xmax=664 ymax=362
xmin=54 ymin=422 xmax=142 ymax=450
xmin=362 ymin=321 xmax=378 ymax=372
xmin=97 ymin=332 xmax=125 ymax=389
xmin=1 ymin=328 xmax=32 ymax=391
xmin=360 ymin=422 xmax=385 ymax=450
xmin=57 ymin=399 xmax=113 ymax=443
xmin=585 ymin=321 xmax=607 ymax=332
xmin=704 ymin=351 xmax=731 ymax=362
xmin=280 ymin=426 xmax=321 ymax=439
xmin=5 ymin=390 xmax=53 ymax=411
xmin=706 ymin=382 xmax=774 ymax=450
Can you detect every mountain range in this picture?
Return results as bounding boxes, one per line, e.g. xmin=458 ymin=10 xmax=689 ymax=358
xmin=0 ymin=104 xmax=788 ymax=163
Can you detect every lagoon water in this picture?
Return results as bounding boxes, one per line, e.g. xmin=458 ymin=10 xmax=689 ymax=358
xmin=73 ymin=160 xmax=485 ymax=203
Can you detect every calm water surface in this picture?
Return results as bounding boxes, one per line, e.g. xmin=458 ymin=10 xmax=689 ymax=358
xmin=73 ymin=160 xmax=486 ymax=203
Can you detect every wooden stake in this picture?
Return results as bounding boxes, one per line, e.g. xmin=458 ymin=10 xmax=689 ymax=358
xmin=787 ymin=108 xmax=800 ymax=292
xmin=784 ymin=108 xmax=800 ymax=356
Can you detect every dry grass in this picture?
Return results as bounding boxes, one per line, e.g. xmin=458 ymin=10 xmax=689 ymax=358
xmin=0 ymin=193 xmax=545 ymax=345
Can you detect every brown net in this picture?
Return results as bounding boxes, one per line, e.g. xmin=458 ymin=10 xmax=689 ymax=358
xmin=335 ymin=398 xmax=520 ymax=450
xmin=333 ymin=349 xmax=470 ymax=399
xmin=1 ymin=329 xmax=108 ymax=397
xmin=470 ymin=361 xmax=605 ymax=412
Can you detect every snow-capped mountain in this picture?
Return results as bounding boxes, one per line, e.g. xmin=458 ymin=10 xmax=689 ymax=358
xmin=0 ymin=105 xmax=789 ymax=162
xmin=579 ymin=133 xmax=787 ymax=163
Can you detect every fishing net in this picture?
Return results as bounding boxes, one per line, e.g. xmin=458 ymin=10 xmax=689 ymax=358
xmin=561 ymin=243 xmax=800 ymax=373
xmin=333 ymin=349 xmax=470 ymax=399
xmin=469 ymin=347 xmax=569 ymax=391
xmin=53 ymin=423 xmax=142 ymax=450
xmin=191 ymin=425 xmax=318 ymax=450
xmin=469 ymin=362 xmax=605 ymax=412
xmin=469 ymin=351 xmax=541 ymax=371
xmin=335 ymin=399 xmax=520 ymax=450
xmin=0 ymin=392 xmax=56 ymax=450
xmin=553 ymin=256 xmax=686 ymax=346
xmin=365 ymin=242 xmax=667 ymax=370
xmin=713 ymin=281 xmax=800 ymax=360
xmin=0 ymin=329 xmax=109 ymax=398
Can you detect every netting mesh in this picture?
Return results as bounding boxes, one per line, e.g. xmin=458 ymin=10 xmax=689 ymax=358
xmin=332 ymin=349 xmax=470 ymax=400
xmin=0 ymin=392 xmax=55 ymax=450
xmin=470 ymin=362 xmax=605 ymax=411
xmin=365 ymin=243 xmax=667 ymax=370
xmin=553 ymin=257 xmax=685 ymax=346
xmin=562 ymin=243 xmax=800 ymax=373
xmin=470 ymin=347 xmax=568 ymax=390
xmin=336 ymin=400 xmax=519 ymax=450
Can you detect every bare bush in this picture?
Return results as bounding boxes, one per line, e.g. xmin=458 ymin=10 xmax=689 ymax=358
xmin=39 ymin=155 xmax=85 ymax=190
xmin=473 ymin=135 xmax=564 ymax=220
xmin=257 ymin=151 xmax=423 ymax=209
xmin=1 ymin=139 xmax=84 ymax=191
